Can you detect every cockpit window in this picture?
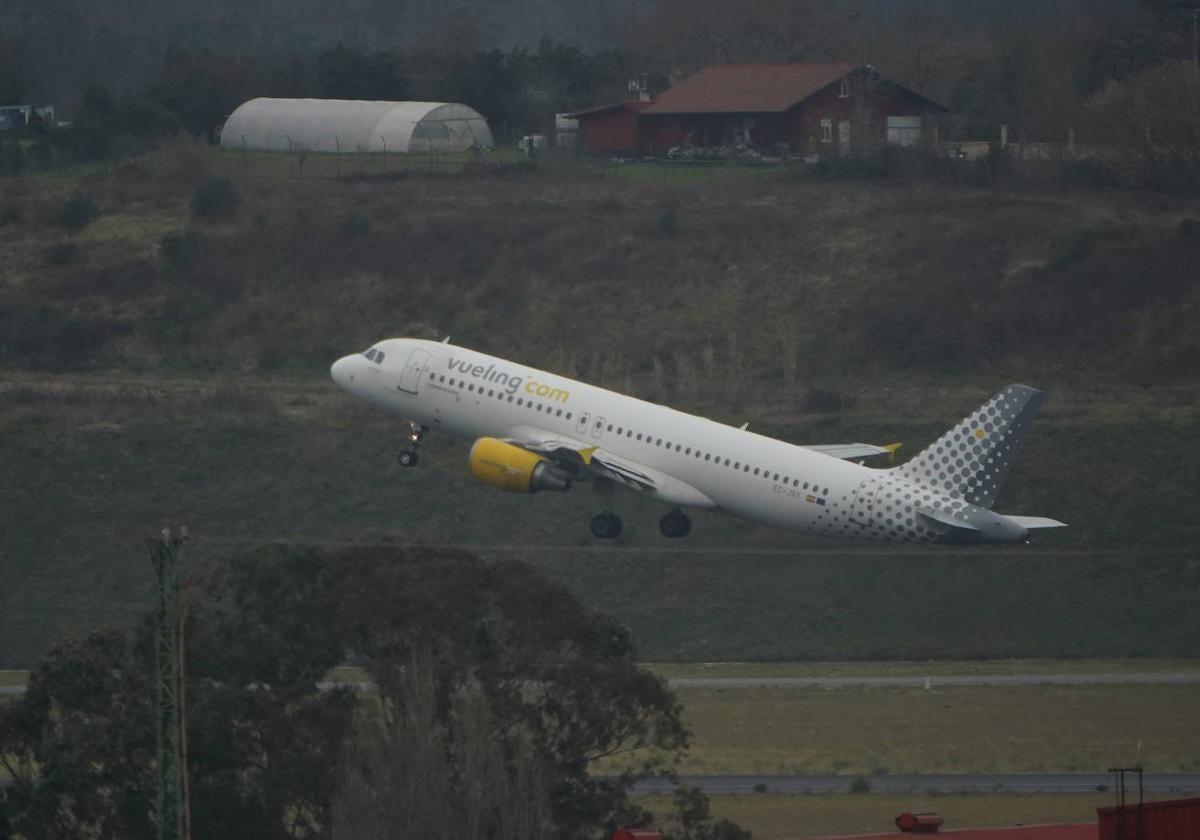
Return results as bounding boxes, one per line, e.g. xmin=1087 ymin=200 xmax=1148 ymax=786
xmin=375 ymin=351 xmax=385 ymax=364
xmin=364 ymin=347 xmax=378 ymax=361
xmin=362 ymin=348 xmax=385 ymax=364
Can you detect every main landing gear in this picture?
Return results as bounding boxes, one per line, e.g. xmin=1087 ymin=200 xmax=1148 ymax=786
xmin=397 ymin=422 xmax=424 ymax=468
xmin=590 ymin=512 xmax=623 ymax=540
xmin=659 ymin=508 xmax=692 ymax=539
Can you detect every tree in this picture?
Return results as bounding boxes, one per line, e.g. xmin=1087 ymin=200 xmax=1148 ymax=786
xmin=148 ymin=48 xmax=249 ymax=138
xmin=316 ymin=45 xmax=407 ymax=101
xmin=1 ymin=546 xmax=700 ymax=840
xmin=0 ymin=36 xmax=28 ymax=104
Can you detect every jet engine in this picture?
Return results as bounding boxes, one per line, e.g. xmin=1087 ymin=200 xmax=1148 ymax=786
xmin=468 ymin=438 xmax=572 ymax=493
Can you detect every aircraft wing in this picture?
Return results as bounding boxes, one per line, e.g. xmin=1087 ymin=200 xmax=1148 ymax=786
xmin=805 ymin=442 xmax=902 ymax=461
xmin=502 ymin=425 xmax=715 ymax=508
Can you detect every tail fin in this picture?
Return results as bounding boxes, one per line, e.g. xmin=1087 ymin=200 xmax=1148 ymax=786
xmin=893 ymin=384 xmax=1046 ymax=509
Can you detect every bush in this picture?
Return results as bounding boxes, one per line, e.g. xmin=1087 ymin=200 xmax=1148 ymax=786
xmin=160 ymin=229 xmax=204 ymax=270
xmin=657 ymin=207 xmax=679 ymax=236
xmin=190 ymin=175 xmax=240 ymax=222
xmin=44 ymin=242 xmax=81 ymax=267
xmin=849 ymin=775 xmax=872 ymax=793
xmin=803 ymin=387 xmax=845 ymax=413
xmin=56 ymin=193 xmax=100 ymax=231
xmin=342 ymin=210 xmax=370 ymax=237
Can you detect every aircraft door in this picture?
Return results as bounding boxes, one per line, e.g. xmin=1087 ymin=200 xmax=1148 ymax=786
xmin=848 ymin=477 xmax=882 ymax=525
xmin=591 ymin=416 xmax=606 ymax=440
xmin=575 ymin=412 xmax=590 ymax=435
xmin=397 ymin=349 xmax=431 ymax=394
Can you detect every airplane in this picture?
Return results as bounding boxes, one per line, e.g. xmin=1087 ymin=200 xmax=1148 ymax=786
xmin=330 ymin=338 xmax=1067 ymax=545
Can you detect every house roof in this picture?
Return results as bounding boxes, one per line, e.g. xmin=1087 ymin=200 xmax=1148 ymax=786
xmin=565 ymin=100 xmax=654 ymax=119
xmin=642 ymin=63 xmax=858 ymax=114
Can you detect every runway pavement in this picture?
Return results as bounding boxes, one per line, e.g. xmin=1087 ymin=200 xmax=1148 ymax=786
xmin=631 ymin=773 xmax=1200 ymax=795
xmin=4 ymin=672 xmax=1200 ymax=696
xmin=668 ymin=672 xmax=1200 ymax=689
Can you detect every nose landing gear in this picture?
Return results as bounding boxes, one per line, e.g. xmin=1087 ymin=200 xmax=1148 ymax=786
xmin=659 ymin=508 xmax=692 ymax=539
xmin=398 ymin=422 xmax=425 ymax=468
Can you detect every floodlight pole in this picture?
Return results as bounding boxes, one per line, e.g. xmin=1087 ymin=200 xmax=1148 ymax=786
xmin=150 ymin=527 xmax=189 ymax=840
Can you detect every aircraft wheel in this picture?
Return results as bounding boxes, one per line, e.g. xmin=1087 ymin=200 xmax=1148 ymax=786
xmin=659 ymin=510 xmax=692 ymax=539
xmin=590 ymin=513 xmax=623 ymax=540
xmin=397 ymin=449 xmax=419 ymax=468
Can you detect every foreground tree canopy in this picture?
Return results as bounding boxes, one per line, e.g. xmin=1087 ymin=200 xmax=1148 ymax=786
xmin=0 ymin=546 xmax=732 ymax=840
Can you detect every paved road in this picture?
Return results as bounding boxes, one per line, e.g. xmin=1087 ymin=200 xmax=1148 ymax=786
xmin=669 ymin=673 xmax=1200 ymax=689
xmin=631 ymin=774 xmax=1200 ymax=795
xmin=5 ymin=672 xmax=1200 ymax=697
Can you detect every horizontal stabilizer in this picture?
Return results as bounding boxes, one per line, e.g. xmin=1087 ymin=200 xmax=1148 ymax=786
xmin=917 ymin=507 xmax=981 ymax=534
xmin=1006 ymin=515 xmax=1068 ymax=530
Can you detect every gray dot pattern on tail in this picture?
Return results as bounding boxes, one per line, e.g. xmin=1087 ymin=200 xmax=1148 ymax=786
xmin=894 ymin=384 xmax=1045 ymax=509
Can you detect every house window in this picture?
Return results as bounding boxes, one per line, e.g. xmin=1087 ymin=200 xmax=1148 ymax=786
xmin=838 ymin=79 xmax=850 ymax=99
xmin=821 ymin=119 xmax=833 ymax=143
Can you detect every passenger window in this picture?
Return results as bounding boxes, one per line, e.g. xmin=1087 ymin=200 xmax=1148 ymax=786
xmin=705 ymin=454 xmax=711 ymax=461
xmin=803 ymin=482 xmax=809 ymax=489
xmin=744 ymin=465 xmax=750 ymax=473
xmin=754 ymin=468 xmax=760 ymax=475
xmin=517 ymin=398 xmax=524 ymax=406
xmin=607 ymin=424 xmax=614 ymax=432
xmin=656 ymin=438 xmax=662 ymax=446
xmin=675 ymin=444 xmax=682 ymax=452
xmin=566 ymin=413 xmax=572 ymax=420
xmin=773 ymin=473 xmax=780 ymax=481
xmin=824 ymin=487 xmax=829 ymax=495
xmin=558 ymin=409 xmax=564 ymax=417
xmin=636 ymin=433 xmax=643 ymax=441
xmin=685 ymin=448 xmax=692 ymax=455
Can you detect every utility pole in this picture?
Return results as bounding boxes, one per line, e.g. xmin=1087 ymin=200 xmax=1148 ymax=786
xmin=150 ymin=526 xmax=192 ymax=840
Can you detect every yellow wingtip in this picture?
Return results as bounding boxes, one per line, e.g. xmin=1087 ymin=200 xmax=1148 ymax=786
xmin=578 ymin=447 xmax=597 ymax=465
xmin=883 ymin=442 xmax=903 ymax=464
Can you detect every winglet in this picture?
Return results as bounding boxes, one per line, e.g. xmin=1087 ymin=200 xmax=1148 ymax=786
xmin=578 ymin=446 xmax=598 ymax=465
xmin=883 ymin=442 xmax=902 ymax=464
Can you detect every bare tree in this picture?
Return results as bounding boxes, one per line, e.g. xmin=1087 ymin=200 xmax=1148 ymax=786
xmin=331 ymin=651 xmax=554 ymax=840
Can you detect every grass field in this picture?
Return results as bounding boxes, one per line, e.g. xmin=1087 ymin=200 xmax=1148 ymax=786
xmin=637 ymin=793 xmax=1136 ymax=839
xmin=669 ymin=684 xmax=1200 ymax=775
xmin=0 ymin=671 xmax=29 ymax=686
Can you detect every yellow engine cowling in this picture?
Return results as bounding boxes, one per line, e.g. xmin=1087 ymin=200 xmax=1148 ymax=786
xmin=468 ymin=438 xmax=572 ymax=493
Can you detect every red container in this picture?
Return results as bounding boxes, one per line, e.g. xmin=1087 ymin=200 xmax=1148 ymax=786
xmin=611 ymin=829 xmax=664 ymax=840
xmin=895 ymin=812 xmax=945 ymax=833
xmin=1098 ymin=796 xmax=1200 ymax=840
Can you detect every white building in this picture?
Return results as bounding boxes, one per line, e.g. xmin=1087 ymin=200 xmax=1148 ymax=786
xmin=219 ymin=99 xmax=493 ymax=154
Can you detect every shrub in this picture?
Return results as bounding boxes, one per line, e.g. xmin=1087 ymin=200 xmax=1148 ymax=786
xmin=45 ymin=242 xmax=81 ymax=267
xmin=342 ymin=211 xmax=370 ymax=237
xmin=160 ymin=229 xmax=204 ymax=270
xmin=803 ymin=387 xmax=845 ymax=413
xmin=191 ymin=175 xmax=241 ymax=222
xmin=752 ymin=782 xmax=768 ymax=794
xmin=657 ymin=207 xmax=679 ymax=236
xmin=849 ymin=776 xmax=872 ymax=794
xmin=56 ymin=193 xmax=100 ymax=231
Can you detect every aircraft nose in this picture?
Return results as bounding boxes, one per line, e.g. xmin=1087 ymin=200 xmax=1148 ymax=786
xmin=330 ymin=355 xmax=356 ymax=390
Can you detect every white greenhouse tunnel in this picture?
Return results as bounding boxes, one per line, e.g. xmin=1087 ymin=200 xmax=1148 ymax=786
xmin=219 ymin=99 xmax=494 ymax=154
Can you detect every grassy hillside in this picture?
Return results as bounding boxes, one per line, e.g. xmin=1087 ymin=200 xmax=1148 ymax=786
xmin=0 ymin=143 xmax=1197 ymax=666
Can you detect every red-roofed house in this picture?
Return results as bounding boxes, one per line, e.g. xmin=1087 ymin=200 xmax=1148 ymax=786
xmin=569 ymin=63 xmax=948 ymax=158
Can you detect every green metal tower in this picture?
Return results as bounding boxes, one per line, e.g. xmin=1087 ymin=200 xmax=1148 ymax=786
xmin=150 ymin=527 xmax=187 ymax=840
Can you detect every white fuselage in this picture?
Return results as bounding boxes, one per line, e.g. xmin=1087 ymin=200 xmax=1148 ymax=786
xmin=331 ymin=339 xmax=1025 ymax=544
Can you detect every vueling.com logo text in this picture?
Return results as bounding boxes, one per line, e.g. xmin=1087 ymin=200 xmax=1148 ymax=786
xmin=446 ymin=358 xmax=570 ymax=402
